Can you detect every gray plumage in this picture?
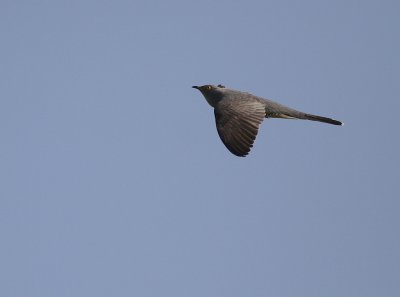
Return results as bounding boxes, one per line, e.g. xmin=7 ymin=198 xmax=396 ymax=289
xmin=193 ymin=84 xmax=342 ymax=157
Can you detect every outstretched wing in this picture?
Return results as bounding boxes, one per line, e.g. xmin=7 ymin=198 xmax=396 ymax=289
xmin=214 ymin=99 xmax=266 ymax=157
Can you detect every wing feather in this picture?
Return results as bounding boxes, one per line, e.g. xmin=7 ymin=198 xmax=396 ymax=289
xmin=214 ymin=99 xmax=266 ymax=157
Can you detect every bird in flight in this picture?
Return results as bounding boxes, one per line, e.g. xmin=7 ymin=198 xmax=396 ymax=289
xmin=193 ymin=84 xmax=343 ymax=157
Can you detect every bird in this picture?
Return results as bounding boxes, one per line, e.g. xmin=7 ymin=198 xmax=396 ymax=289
xmin=192 ymin=84 xmax=342 ymax=157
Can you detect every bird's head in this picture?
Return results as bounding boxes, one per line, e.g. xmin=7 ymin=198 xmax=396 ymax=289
xmin=192 ymin=84 xmax=225 ymax=107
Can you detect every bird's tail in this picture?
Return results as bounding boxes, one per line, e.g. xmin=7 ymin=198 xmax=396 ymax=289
xmin=264 ymin=100 xmax=343 ymax=126
xmin=302 ymin=113 xmax=343 ymax=126
xmin=271 ymin=111 xmax=343 ymax=126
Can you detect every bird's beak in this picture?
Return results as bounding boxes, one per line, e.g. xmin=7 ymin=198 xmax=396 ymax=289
xmin=192 ymin=86 xmax=199 ymax=90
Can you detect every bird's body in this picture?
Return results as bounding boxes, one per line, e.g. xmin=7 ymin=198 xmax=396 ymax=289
xmin=193 ymin=84 xmax=342 ymax=157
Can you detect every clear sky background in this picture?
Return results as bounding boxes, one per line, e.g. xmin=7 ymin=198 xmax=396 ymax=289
xmin=1 ymin=1 xmax=399 ymax=296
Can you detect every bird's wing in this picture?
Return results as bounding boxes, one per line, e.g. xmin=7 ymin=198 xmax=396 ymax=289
xmin=214 ymin=99 xmax=266 ymax=157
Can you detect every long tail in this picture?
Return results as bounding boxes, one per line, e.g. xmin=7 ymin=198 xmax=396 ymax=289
xmin=302 ymin=113 xmax=343 ymax=126
xmin=270 ymin=111 xmax=343 ymax=126
xmin=263 ymin=99 xmax=343 ymax=125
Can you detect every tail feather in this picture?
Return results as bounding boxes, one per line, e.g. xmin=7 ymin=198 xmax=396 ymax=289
xmin=303 ymin=113 xmax=343 ymax=126
xmin=263 ymin=100 xmax=343 ymax=126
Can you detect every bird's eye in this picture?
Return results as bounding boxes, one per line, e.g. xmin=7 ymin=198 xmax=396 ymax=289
xmin=206 ymin=85 xmax=212 ymax=90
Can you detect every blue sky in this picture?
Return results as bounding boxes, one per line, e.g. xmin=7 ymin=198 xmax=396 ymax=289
xmin=1 ymin=0 xmax=399 ymax=296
